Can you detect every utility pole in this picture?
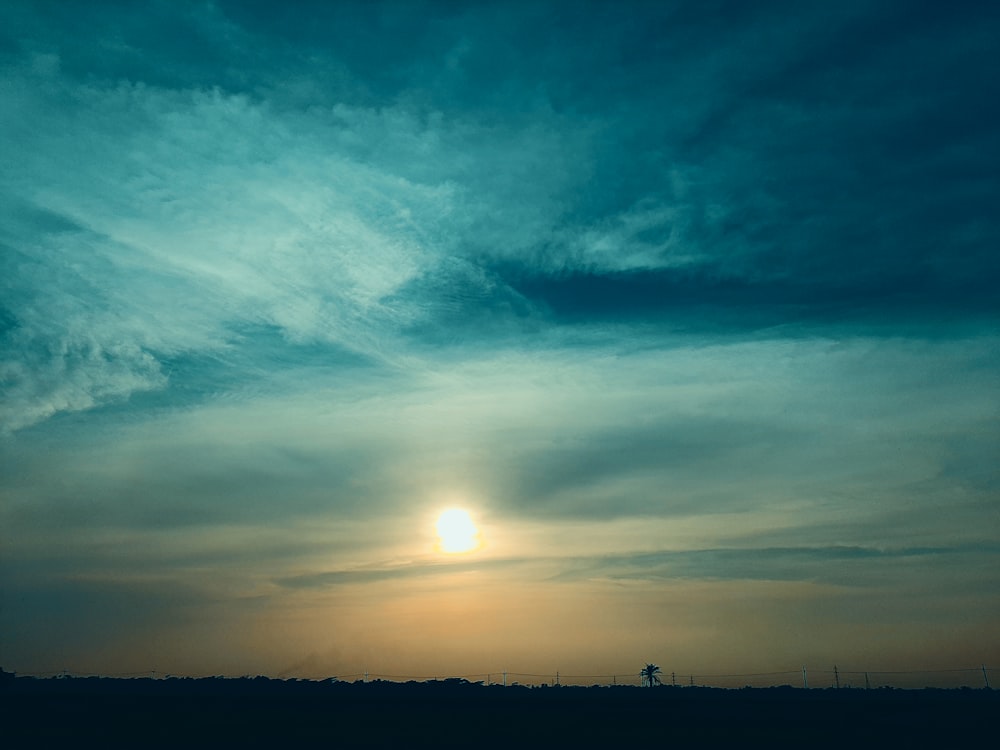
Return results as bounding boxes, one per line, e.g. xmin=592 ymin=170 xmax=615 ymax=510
xmin=503 ymin=670 xmax=507 ymax=687
xmin=672 ymin=671 xmax=676 ymax=686
xmin=834 ymin=666 xmax=840 ymax=689
xmin=802 ymin=667 xmax=808 ymax=689
xmin=555 ymin=671 xmax=560 ymax=686
xmin=983 ymin=664 xmax=991 ymax=689
xmin=865 ymin=672 xmax=871 ymax=690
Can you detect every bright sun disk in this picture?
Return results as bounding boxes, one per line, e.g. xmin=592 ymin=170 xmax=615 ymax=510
xmin=435 ymin=508 xmax=480 ymax=553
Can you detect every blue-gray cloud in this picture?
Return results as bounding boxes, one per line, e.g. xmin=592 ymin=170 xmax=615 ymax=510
xmin=554 ymin=543 xmax=1000 ymax=587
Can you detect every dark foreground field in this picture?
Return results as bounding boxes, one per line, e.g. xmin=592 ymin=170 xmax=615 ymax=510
xmin=3 ymin=674 xmax=996 ymax=748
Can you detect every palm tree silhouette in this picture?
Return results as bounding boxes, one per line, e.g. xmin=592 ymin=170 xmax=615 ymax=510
xmin=640 ymin=663 xmax=661 ymax=687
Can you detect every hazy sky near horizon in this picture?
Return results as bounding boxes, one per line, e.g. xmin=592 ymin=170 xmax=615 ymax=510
xmin=2 ymin=0 xmax=998 ymax=681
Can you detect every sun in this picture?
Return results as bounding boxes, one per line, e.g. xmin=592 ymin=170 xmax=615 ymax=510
xmin=435 ymin=508 xmax=481 ymax=554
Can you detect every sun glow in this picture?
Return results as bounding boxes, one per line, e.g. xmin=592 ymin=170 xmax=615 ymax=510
xmin=435 ymin=508 xmax=481 ymax=554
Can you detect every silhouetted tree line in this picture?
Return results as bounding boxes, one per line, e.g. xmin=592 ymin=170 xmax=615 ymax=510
xmin=3 ymin=666 xmax=996 ymax=748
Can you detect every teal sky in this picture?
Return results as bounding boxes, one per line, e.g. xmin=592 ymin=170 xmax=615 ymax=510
xmin=1 ymin=0 xmax=998 ymax=680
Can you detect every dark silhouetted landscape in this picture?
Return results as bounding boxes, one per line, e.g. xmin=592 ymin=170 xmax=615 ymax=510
xmin=3 ymin=669 xmax=996 ymax=748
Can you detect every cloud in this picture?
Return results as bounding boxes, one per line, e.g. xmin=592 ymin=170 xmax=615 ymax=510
xmin=553 ymin=544 xmax=1000 ymax=588
xmin=4 ymin=0 xmax=998 ymax=434
xmin=0 ymin=38 xmax=594 ymax=431
xmin=0 ymin=69 xmax=442 ymax=430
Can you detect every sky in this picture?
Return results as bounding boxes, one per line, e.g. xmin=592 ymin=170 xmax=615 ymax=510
xmin=1 ymin=0 xmax=998 ymax=683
